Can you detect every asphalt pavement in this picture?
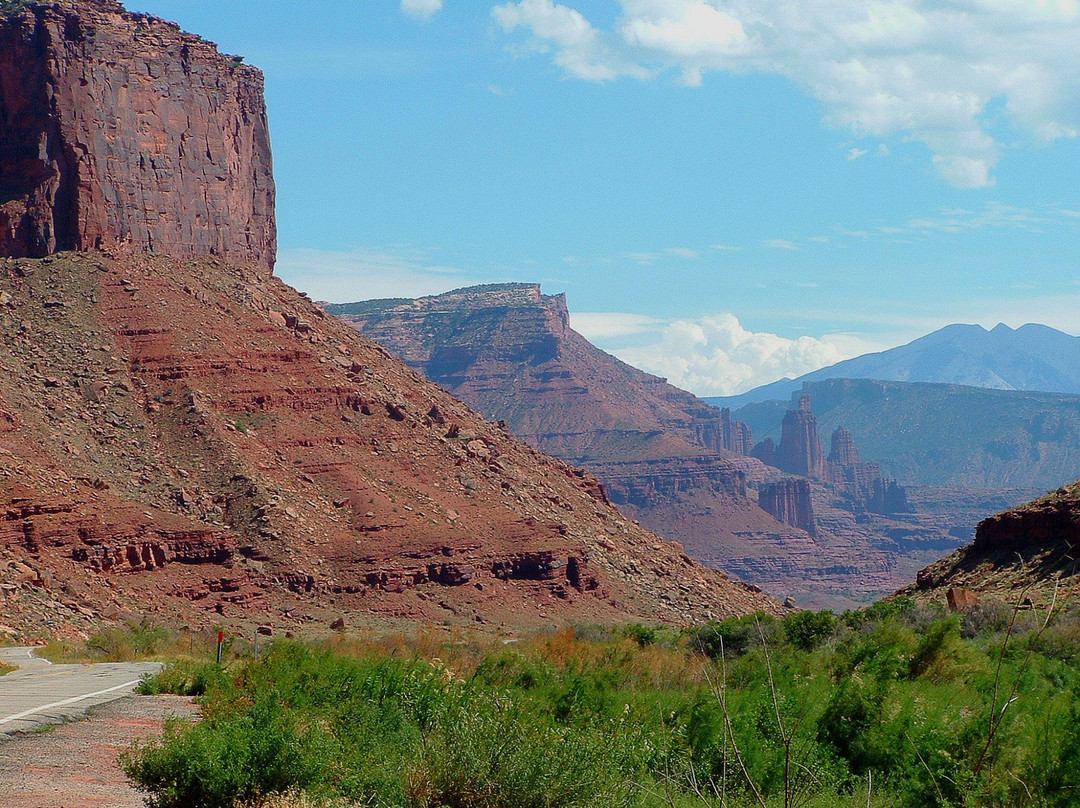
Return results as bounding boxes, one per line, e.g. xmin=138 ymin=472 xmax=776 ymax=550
xmin=0 ymin=647 xmax=161 ymax=738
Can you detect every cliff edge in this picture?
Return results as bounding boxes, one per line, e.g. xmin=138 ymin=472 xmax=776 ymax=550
xmin=0 ymin=0 xmax=275 ymax=272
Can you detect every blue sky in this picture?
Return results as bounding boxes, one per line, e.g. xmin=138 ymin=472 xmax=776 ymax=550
xmin=131 ymin=0 xmax=1080 ymax=395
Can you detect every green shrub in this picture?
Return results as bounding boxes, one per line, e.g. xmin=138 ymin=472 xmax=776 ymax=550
xmin=688 ymin=613 xmax=775 ymax=659
xmin=782 ymin=609 xmax=839 ymax=652
xmin=138 ymin=659 xmax=229 ymax=697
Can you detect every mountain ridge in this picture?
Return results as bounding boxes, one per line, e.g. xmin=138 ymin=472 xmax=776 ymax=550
xmin=708 ymin=322 xmax=1080 ymax=409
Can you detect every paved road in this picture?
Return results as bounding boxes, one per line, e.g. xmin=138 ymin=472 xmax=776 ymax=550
xmin=0 ymin=647 xmax=161 ymax=738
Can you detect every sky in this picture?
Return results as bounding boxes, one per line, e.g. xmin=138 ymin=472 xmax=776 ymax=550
xmin=130 ymin=0 xmax=1080 ymax=396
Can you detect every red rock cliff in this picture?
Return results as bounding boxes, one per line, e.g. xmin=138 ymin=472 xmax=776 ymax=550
xmin=758 ymin=477 xmax=817 ymax=537
xmin=0 ymin=0 xmax=275 ymax=272
xmin=775 ymin=395 xmax=826 ymax=479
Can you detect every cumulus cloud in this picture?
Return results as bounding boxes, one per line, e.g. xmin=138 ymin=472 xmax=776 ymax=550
xmin=401 ymin=0 xmax=443 ymax=19
xmin=492 ymin=0 xmax=1080 ymax=186
xmin=610 ymin=313 xmax=850 ymax=395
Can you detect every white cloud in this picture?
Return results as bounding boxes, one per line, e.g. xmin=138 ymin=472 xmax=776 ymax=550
xmin=276 ymin=247 xmax=479 ymax=303
xmin=623 ymin=250 xmax=662 ymax=263
xmin=765 ymin=238 xmax=797 ymax=250
xmin=401 ymin=0 xmax=443 ymax=20
xmin=493 ymin=0 xmax=1080 ymax=187
xmin=666 ymin=246 xmax=701 ymax=258
xmin=493 ymin=0 xmax=650 ymax=80
xmin=847 ymin=147 xmax=869 ymax=161
xmin=570 ymin=311 xmax=663 ymax=339
xmin=610 ymin=313 xmax=851 ymax=395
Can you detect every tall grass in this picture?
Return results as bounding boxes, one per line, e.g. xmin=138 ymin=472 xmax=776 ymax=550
xmin=123 ymin=600 xmax=1080 ymax=808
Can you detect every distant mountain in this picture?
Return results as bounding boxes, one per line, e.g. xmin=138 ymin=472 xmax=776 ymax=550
xmin=708 ymin=323 xmax=1080 ymax=409
xmin=736 ymin=378 xmax=1080 ymax=489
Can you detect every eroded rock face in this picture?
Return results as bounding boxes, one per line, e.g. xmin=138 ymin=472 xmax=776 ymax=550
xmin=905 ymin=481 xmax=1080 ymax=609
xmin=0 ymin=0 xmax=275 ymax=272
xmin=758 ymin=478 xmax=817 ymax=537
xmin=828 ymin=427 xmax=860 ymax=467
xmin=775 ymin=395 xmax=827 ymax=479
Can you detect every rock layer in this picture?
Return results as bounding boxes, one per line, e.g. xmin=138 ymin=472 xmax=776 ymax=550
xmin=758 ymin=478 xmax=816 ymax=537
xmin=774 ymin=395 xmax=827 ymax=479
xmin=0 ymin=251 xmax=779 ymax=639
xmin=0 ymin=0 xmax=275 ymax=272
xmin=333 ymin=286 xmax=964 ymax=608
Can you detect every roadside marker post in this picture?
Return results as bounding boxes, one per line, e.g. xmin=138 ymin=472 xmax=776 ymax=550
xmin=217 ymin=630 xmax=224 ymax=665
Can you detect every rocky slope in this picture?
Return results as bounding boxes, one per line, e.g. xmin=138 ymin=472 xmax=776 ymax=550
xmin=905 ymin=481 xmax=1080 ymax=608
xmin=0 ymin=0 xmax=779 ymax=640
xmin=0 ymin=0 xmax=275 ymax=272
xmin=0 ymin=251 xmax=779 ymax=639
xmin=332 ymin=287 xmax=969 ymax=609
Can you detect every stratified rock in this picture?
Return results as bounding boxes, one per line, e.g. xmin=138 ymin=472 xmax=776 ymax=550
xmin=758 ymin=478 xmax=817 ymax=537
xmin=775 ymin=395 xmax=826 ymax=479
xmin=828 ymin=427 xmax=860 ymax=466
xmin=0 ymin=2 xmax=780 ymax=637
xmin=868 ymin=478 xmax=910 ymax=515
xmin=0 ymin=0 xmax=275 ymax=272
xmin=751 ymin=437 xmax=777 ymax=467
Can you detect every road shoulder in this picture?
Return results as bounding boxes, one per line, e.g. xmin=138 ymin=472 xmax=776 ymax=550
xmin=0 ymin=693 xmax=198 ymax=808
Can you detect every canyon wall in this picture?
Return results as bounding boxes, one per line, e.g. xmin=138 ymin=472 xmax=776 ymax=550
xmin=0 ymin=0 xmax=275 ymax=271
xmin=758 ymin=478 xmax=817 ymax=536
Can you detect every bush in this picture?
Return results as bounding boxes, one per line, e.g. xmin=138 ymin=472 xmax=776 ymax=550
xmin=138 ymin=660 xmax=229 ymax=697
xmin=782 ymin=609 xmax=839 ymax=652
xmin=688 ymin=613 xmax=775 ymax=659
xmin=120 ymin=609 xmax=1080 ymax=808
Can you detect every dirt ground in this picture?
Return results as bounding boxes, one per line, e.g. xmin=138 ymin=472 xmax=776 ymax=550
xmin=0 ymin=694 xmax=197 ymax=808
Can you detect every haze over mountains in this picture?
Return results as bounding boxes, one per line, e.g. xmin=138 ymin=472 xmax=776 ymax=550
xmin=709 ymin=323 xmax=1080 ymax=410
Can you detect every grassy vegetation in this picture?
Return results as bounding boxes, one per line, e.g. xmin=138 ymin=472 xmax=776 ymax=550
xmin=39 ymin=620 xmax=232 ymax=664
xmin=122 ymin=598 xmax=1080 ymax=808
xmin=0 ymin=660 xmax=16 ymax=676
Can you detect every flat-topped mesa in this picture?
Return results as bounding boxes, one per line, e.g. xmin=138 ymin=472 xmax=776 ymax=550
xmin=327 ymin=284 xmax=568 ymax=370
xmin=0 ymin=0 xmax=276 ymax=272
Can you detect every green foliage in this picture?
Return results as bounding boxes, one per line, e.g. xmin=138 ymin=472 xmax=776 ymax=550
xmin=687 ymin=612 xmax=775 ymax=659
xmin=138 ymin=659 xmax=229 ymax=697
xmin=125 ymin=604 xmax=1080 ymax=808
xmin=622 ymin=623 xmax=657 ymax=648
xmin=782 ymin=608 xmax=838 ymax=651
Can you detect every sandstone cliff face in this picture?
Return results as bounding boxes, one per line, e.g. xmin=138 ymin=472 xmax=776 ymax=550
xmin=0 ymin=0 xmax=275 ymax=271
xmin=0 ymin=2 xmax=780 ymax=638
xmin=758 ymin=478 xmax=816 ymax=537
xmin=774 ymin=395 xmax=827 ymax=479
xmin=828 ymin=427 xmax=860 ymax=466
xmin=329 ymin=285 xmax=755 ymax=466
